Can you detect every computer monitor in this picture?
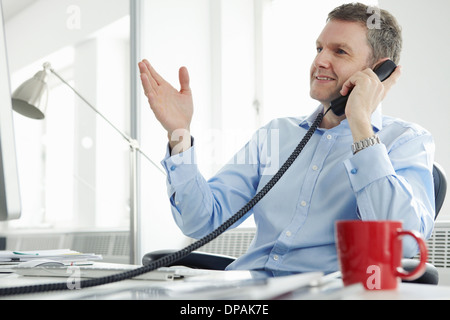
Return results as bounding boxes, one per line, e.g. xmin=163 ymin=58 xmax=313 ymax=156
xmin=0 ymin=1 xmax=21 ymax=221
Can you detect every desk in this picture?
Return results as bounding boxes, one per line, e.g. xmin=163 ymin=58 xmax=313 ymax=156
xmin=0 ymin=264 xmax=450 ymax=300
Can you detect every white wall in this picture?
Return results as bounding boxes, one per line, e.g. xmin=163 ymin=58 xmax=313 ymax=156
xmin=5 ymin=0 xmax=128 ymax=72
xmin=379 ymin=0 xmax=450 ymax=220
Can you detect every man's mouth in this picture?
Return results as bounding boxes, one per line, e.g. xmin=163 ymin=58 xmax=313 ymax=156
xmin=315 ymin=76 xmax=335 ymax=81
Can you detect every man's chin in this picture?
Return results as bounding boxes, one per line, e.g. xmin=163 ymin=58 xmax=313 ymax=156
xmin=310 ymin=94 xmax=332 ymax=106
xmin=310 ymin=91 xmax=341 ymax=106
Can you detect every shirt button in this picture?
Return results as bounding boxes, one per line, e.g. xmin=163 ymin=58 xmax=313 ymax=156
xmin=170 ymin=165 xmax=176 ymax=171
xmin=301 ymin=201 xmax=307 ymax=207
xmin=327 ymin=134 xmax=333 ymax=140
xmin=351 ymin=168 xmax=358 ymax=175
xmin=273 ymin=255 xmax=279 ymax=261
xmin=312 ymin=165 xmax=319 ymax=171
xmin=286 ymin=231 xmax=292 ymax=237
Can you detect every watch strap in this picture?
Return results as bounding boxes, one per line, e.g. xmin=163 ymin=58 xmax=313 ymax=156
xmin=351 ymin=134 xmax=381 ymax=154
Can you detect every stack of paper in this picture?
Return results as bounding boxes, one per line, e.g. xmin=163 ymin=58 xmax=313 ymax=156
xmin=0 ymin=249 xmax=102 ymax=264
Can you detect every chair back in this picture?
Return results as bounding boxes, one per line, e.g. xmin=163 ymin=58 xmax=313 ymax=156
xmin=433 ymin=163 xmax=447 ymax=218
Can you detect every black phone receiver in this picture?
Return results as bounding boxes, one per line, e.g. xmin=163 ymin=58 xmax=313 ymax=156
xmin=329 ymin=59 xmax=397 ymax=116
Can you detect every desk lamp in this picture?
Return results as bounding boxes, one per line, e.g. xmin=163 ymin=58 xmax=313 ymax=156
xmin=11 ymin=62 xmax=164 ymax=264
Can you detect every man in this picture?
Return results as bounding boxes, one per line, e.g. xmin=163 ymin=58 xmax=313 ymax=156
xmin=138 ymin=3 xmax=435 ymax=276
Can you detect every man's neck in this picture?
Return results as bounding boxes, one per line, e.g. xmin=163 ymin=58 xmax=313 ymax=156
xmin=321 ymin=105 xmax=346 ymax=129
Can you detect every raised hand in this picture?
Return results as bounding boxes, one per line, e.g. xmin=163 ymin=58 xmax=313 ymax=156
xmin=139 ymin=60 xmax=193 ymax=153
xmin=340 ymin=61 xmax=401 ymax=142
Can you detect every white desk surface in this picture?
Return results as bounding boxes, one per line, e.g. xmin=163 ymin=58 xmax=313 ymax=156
xmin=0 ymin=264 xmax=449 ymax=300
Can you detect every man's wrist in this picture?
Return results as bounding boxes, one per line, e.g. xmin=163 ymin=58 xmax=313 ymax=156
xmin=168 ymin=130 xmax=192 ymax=155
xmin=351 ymin=134 xmax=381 ymax=154
xmin=347 ymin=112 xmax=374 ymax=141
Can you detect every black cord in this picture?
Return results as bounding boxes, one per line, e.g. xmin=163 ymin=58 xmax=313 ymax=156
xmin=0 ymin=112 xmax=324 ymax=297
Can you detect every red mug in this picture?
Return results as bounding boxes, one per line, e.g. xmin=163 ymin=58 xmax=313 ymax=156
xmin=335 ymin=220 xmax=428 ymax=290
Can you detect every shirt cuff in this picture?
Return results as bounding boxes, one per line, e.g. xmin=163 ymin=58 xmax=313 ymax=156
xmin=161 ymin=140 xmax=198 ymax=187
xmin=344 ymin=143 xmax=396 ymax=193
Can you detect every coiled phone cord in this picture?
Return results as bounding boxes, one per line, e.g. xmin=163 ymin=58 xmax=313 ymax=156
xmin=0 ymin=110 xmax=326 ymax=296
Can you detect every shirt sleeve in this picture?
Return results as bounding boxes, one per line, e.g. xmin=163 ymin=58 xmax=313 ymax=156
xmin=343 ymin=132 xmax=435 ymax=257
xmin=161 ymin=136 xmax=261 ymax=239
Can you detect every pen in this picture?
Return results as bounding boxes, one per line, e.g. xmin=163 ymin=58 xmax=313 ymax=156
xmin=12 ymin=252 xmax=39 ymax=255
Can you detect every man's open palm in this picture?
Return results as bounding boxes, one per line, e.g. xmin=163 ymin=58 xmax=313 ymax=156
xmin=139 ymin=60 xmax=193 ymax=137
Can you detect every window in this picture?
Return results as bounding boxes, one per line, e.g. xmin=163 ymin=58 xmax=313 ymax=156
xmin=5 ymin=1 xmax=131 ymax=231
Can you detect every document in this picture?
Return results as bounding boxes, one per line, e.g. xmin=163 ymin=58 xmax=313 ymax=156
xmin=0 ymin=249 xmax=102 ymax=263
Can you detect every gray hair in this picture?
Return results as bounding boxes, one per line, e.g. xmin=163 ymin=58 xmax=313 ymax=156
xmin=327 ymin=3 xmax=402 ymax=65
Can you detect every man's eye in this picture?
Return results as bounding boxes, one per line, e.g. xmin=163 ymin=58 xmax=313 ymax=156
xmin=316 ymin=47 xmax=323 ymax=53
xmin=337 ymin=49 xmax=347 ymax=55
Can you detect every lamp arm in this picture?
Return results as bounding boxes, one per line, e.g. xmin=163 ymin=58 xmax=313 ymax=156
xmin=48 ymin=66 xmax=166 ymax=176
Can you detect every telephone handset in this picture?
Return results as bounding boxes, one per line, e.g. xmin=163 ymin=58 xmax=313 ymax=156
xmin=0 ymin=60 xmax=397 ymax=296
xmin=329 ymin=59 xmax=397 ymax=116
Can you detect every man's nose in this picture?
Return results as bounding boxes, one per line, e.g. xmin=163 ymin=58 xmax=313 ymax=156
xmin=314 ymin=50 xmax=332 ymax=70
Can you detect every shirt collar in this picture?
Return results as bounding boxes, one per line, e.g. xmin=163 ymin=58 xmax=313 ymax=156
xmin=299 ymin=104 xmax=383 ymax=133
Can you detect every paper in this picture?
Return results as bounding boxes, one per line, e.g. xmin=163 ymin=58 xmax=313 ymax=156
xmin=0 ymin=249 xmax=102 ymax=263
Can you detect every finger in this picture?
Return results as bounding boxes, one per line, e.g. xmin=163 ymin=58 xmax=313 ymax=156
xmin=140 ymin=73 xmax=155 ymax=99
xmin=362 ymin=67 xmax=380 ymax=80
xmin=179 ymin=66 xmax=191 ymax=93
xmin=139 ymin=61 xmax=159 ymax=91
xmin=140 ymin=73 xmax=161 ymax=113
xmin=138 ymin=61 xmax=151 ymax=82
xmin=340 ymin=75 xmax=357 ymax=96
xmin=340 ymin=69 xmax=378 ymax=96
xmin=143 ymin=59 xmax=165 ymax=86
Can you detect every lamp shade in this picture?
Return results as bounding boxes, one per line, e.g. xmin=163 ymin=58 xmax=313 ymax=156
xmin=12 ymin=69 xmax=49 ymax=120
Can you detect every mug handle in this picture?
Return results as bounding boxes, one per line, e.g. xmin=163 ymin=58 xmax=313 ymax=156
xmin=394 ymin=229 xmax=428 ymax=281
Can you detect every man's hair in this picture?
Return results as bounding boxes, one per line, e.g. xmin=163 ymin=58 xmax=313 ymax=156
xmin=327 ymin=2 xmax=402 ymax=65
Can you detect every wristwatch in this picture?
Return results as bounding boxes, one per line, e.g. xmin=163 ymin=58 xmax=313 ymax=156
xmin=351 ymin=134 xmax=381 ymax=154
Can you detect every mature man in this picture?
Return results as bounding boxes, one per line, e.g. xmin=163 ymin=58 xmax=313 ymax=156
xmin=138 ymin=3 xmax=435 ymax=275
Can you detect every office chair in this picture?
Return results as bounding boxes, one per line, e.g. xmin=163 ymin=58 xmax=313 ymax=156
xmin=143 ymin=163 xmax=447 ymax=285
xmin=432 ymin=162 xmax=447 ymax=219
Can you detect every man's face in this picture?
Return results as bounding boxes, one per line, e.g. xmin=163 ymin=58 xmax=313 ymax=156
xmin=310 ymin=20 xmax=373 ymax=106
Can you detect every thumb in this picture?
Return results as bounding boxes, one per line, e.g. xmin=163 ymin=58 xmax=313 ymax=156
xmin=179 ymin=66 xmax=191 ymax=93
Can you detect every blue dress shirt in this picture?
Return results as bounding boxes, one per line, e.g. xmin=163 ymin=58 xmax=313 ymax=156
xmin=161 ymin=105 xmax=435 ymax=275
